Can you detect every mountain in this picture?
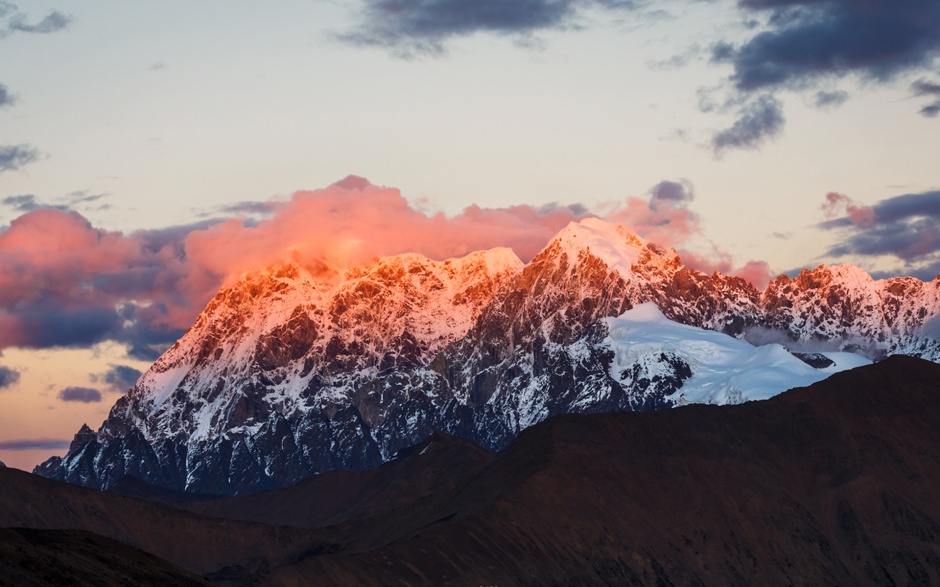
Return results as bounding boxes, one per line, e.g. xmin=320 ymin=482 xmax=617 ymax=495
xmin=9 ymin=357 xmax=940 ymax=586
xmin=37 ymin=218 xmax=940 ymax=494
xmin=37 ymin=248 xmax=523 ymax=494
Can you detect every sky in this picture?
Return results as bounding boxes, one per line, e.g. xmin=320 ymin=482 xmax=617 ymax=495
xmin=0 ymin=0 xmax=938 ymax=470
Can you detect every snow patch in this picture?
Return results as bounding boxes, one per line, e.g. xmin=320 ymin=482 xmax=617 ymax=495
xmin=604 ymin=303 xmax=871 ymax=406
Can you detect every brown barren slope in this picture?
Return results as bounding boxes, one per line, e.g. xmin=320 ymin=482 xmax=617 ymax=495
xmin=0 ymin=528 xmax=213 ymax=587
xmin=0 ymin=467 xmax=335 ymax=585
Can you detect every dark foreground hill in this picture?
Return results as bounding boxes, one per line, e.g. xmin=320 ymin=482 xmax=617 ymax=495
xmin=5 ymin=355 xmax=940 ymax=586
xmin=0 ymin=528 xmax=212 ymax=587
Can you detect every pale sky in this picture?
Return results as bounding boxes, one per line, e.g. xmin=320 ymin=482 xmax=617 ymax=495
xmin=1 ymin=0 xmax=938 ymax=469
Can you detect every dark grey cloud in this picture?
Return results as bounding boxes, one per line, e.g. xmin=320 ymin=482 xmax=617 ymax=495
xmin=104 ymin=365 xmax=143 ymax=392
xmin=6 ymin=10 xmax=71 ymax=34
xmin=12 ymin=307 xmax=123 ymax=349
xmin=0 ymin=438 xmax=70 ymax=451
xmin=911 ymin=80 xmax=940 ymax=96
xmin=93 ymin=364 xmax=143 ymax=394
xmin=820 ymin=190 xmax=940 ymax=279
xmin=721 ymin=0 xmax=940 ymax=92
xmin=66 ymin=191 xmax=108 ymax=205
xmin=136 ymin=219 xmax=221 ymax=256
xmin=211 ymin=200 xmax=279 ymax=217
xmin=921 ymin=102 xmax=940 ymax=118
xmin=2 ymin=193 xmax=107 ymax=221
xmin=339 ymin=0 xmax=649 ymax=57
xmin=0 ymin=365 xmax=19 ymax=389
xmin=1 ymin=194 xmax=87 ymax=219
xmin=536 ymin=201 xmax=590 ymax=216
xmin=57 ymin=386 xmax=102 ymax=403
xmin=912 ymin=79 xmax=940 ymax=118
xmin=0 ymin=82 xmax=13 ymax=108
xmin=126 ymin=338 xmax=180 ymax=361
xmin=0 ymin=144 xmax=39 ymax=173
xmin=6 ymin=284 xmax=185 ymax=356
xmin=699 ymin=0 xmax=940 ymax=152
xmin=1 ymin=194 xmax=40 ymax=212
xmin=711 ymin=94 xmax=784 ymax=153
xmin=649 ymin=180 xmax=694 ymax=210
xmin=813 ymin=89 xmax=848 ymax=109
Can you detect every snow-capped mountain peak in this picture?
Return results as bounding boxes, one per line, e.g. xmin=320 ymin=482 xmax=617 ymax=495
xmin=36 ymin=220 xmax=940 ymax=495
xmin=552 ymin=217 xmax=669 ymax=277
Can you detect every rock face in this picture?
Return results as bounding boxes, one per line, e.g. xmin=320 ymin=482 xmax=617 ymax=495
xmin=37 ymin=219 xmax=940 ymax=494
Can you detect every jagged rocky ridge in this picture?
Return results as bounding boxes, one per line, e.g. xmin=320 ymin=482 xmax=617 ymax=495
xmin=37 ymin=219 xmax=940 ymax=494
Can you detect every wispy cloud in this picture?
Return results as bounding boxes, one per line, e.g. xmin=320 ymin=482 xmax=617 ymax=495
xmin=0 ymin=365 xmax=19 ymax=389
xmin=912 ymin=79 xmax=940 ymax=118
xmin=1 ymin=194 xmax=42 ymax=212
xmin=57 ymin=386 xmax=102 ymax=403
xmin=0 ymin=4 xmax=72 ymax=176
xmin=0 ymin=145 xmax=40 ymax=174
xmin=711 ymin=94 xmax=785 ymax=154
xmin=1 ymin=3 xmax=72 ymax=38
xmin=0 ymin=438 xmax=70 ymax=451
xmin=0 ymin=82 xmax=14 ymax=108
xmin=813 ymin=89 xmax=848 ymax=109
xmin=648 ymin=179 xmax=694 ymax=210
xmin=6 ymin=10 xmax=71 ymax=34
xmin=338 ymin=0 xmax=652 ymax=57
xmin=92 ymin=365 xmax=143 ymax=394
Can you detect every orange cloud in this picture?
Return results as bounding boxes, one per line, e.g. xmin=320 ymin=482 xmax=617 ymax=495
xmin=184 ymin=178 xmax=593 ymax=284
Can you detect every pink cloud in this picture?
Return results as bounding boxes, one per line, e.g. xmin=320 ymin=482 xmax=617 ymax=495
xmin=184 ymin=179 xmax=594 ymax=284
xmin=675 ymin=250 xmax=771 ymax=290
xmin=605 ymin=197 xmax=701 ymax=249
xmin=820 ymin=192 xmax=874 ymax=227
xmin=0 ymin=177 xmax=772 ymax=355
xmin=731 ymin=260 xmax=773 ymax=290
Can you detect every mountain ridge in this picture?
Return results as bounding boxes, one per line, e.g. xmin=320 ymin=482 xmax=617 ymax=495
xmin=36 ymin=218 xmax=940 ymax=494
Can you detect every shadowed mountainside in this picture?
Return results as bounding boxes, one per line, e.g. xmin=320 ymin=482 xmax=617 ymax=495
xmin=0 ymin=467 xmax=335 ymax=585
xmin=4 ymin=356 xmax=940 ymax=586
xmin=254 ymin=355 xmax=940 ymax=586
xmin=0 ymin=528 xmax=212 ymax=587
